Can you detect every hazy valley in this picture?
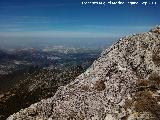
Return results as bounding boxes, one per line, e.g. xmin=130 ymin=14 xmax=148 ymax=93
xmin=0 ymin=46 xmax=105 ymax=119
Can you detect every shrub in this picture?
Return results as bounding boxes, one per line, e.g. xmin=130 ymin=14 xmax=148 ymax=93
xmin=124 ymin=99 xmax=133 ymax=110
xmin=81 ymin=85 xmax=90 ymax=92
xmin=136 ymin=79 xmax=149 ymax=87
xmin=149 ymin=72 xmax=160 ymax=88
xmin=94 ymin=80 xmax=106 ymax=91
xmin=134 ymin=91 xmax=160 ymax=119
xmin=124 ymin=77 xmax=160 ymax=119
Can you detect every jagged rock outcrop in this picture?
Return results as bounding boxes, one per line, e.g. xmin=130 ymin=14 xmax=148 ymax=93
xmin=7 ymin=26 xmax=160 ymax=120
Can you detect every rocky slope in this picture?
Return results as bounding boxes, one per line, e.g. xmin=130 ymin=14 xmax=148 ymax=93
xmin=7 ymin=26 xmax=160 ymax=120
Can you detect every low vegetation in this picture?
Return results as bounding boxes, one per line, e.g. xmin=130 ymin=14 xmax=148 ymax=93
xmin=94 ymin=80 xmax=106 ymax=91
xmin=124 ymin=72 xmax=160 ymax=119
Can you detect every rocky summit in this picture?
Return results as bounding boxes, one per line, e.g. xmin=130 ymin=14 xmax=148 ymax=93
xmin=7 ymin=26 xmax=160 ymax=120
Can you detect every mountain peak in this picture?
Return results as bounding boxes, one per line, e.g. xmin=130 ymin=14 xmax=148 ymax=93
xmin=7 ymin=26 xmax=160 ymax=120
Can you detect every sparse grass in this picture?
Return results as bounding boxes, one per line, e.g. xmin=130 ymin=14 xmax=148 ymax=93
xmin=134 ymin=90 xmax=160 ymax=119
xmin=94 ymin=80 xmax=106 ymax=91
xmin=124 ymin=91 xmax=160 ymax=119
xmin=124 ymin=99 xmax=133 ymax=110
xmin=136 ymin=79 xmax=149 ymax=87
xmin=149 ymin=72 xmax=160 ymax=85
xmin=134 ymin=91 xmax=156 ymax=112
xmin=124 ymin=75 xmax=160 ymax=119
xmin=81 ymin=85 xmax=90 ymax=92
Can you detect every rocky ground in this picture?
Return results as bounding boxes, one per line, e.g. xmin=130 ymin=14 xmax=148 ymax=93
xmin=7 ymin=26 xmax=160 ymax=120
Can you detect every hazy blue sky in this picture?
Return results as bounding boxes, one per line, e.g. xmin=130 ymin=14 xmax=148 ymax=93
xmin=0 ymin=0 xmax=159 ymax=38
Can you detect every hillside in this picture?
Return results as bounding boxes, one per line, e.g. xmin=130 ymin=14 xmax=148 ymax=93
xmin=0 ymin=66 xmax=85 ymax=120
xmin=7 ymin=26 xmax=160 ymax=120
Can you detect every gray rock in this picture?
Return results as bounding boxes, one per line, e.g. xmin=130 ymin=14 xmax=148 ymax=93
xmin=7 ymin=26 xmax=160 ymax=120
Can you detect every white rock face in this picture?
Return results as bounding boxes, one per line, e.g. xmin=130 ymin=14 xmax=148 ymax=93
xmin=7 ymin=26 xmax=160 ymax=120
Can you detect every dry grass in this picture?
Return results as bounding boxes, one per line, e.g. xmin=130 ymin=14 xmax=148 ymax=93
xmin=124 ymin=99 xmax=133 ymax=110
xmin=134 ymin=91 xmax=156 ymax=112
xmin=135 ymin=79 xmax=152 ymax=92
xmin=136 ymin=79 xmax=149 ymax=87
xmin=124 ymin=75 xmax=160 ymax=119
xmin=134 ymin=76 xmax=160 ymax=116
xmin=134 ymin=90 xmax=160 ymax=119
xmin=149 ymin=72 xmax=160 ymax=85
xmin=81 ymin=85 xmax=90 ymax=92
xmin=94 ymin=80 xmax=106 ymax=91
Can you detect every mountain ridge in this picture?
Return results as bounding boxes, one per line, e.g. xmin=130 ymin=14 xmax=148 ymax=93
xmin=7 ymin=26 xmax=160 ymax=120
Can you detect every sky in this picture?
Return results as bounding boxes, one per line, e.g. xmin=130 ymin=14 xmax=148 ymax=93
xmin=0 ymin=0 xmax=159 ymax=39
